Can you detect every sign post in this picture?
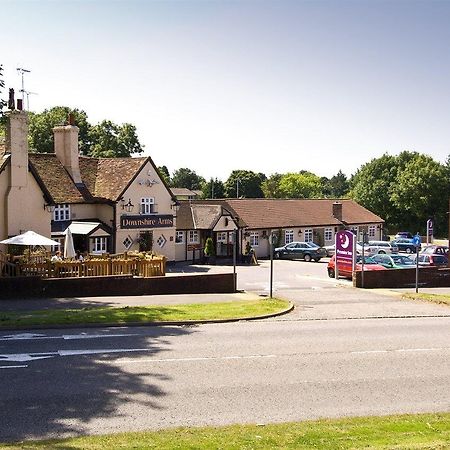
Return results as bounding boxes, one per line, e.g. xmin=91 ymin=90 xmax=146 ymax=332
xmin=335 ymin=230 xmax=356 ymax=281
xmin=269 ymin=232 xmax=276 ymax=299
xmin=232 ymin=229 xmax=237 ymax=292
xmin=412 ymin=233 xmax=421 ymax=293
xmin=426 ymin=219 xmax=433 ymax=245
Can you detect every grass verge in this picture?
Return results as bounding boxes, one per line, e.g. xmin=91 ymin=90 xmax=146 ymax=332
xmin=0 ymin=299 xmax=290 ymax=329
xmin=1 ymin=413 xmax=450 ymax=449
xmin=403 ymin=293 xmax=450 ymax=306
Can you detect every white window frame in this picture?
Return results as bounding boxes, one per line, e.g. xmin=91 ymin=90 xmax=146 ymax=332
xmin=324 ymin=228 xmax=333 ymax=243
xmin=217 ymin=232 xmax=227 ymax=243
xmin=53 ymin=204 xmax=70 ymax=221
xmin=304 ymin=228 xmax=313 ymax=243
xmin=175 ymin=231 xmax=184 ymax=244
xmin=188 ymin=230 xmax=199 ymax=244
xmin=140 ymin=197 xmax=156 ymax=215
xmin=285 ymin=230 xmax=294 ymax=244
xmin=51 ymin=237 xmax=64 ymax=253
xmin=368 ymin=225 xmax=376 ymax=237
xmin=92 ymin=237 xmax=107 ymax=254
xmin=250 ymin=231 xmax=259 ymax=247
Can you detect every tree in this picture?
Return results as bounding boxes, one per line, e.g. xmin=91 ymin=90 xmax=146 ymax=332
xmin=350 ymin=151 xmax=448 ymax=234
xmin=158 ymin=165 xmax=171 ymax=186
xmin=28 ymin=107 xmax=91 ymax=154
xmin=89 ymin=120 xmax=143 ymax=157
xmin=224 ymin=170 xmax=266 ymax=198
xmin=261 ymin=173 xmax=284 ymax=198
xmin=28 ymin=106 xmax=144 ymax=157
xmin=171 ymin=168 xmax=205 ymax=190
xmin=327 ymin=170 xmax=350 ymax=198
xmin=202 ymin=178 xmax=225 ymax=199
xmin=278 ymin=172 xmax=324 ymax=199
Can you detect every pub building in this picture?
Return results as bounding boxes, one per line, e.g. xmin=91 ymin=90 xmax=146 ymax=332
xmin=1 ymin=109 xmax=384 ymax=263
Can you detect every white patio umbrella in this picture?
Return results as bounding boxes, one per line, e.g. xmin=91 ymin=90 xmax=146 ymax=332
xmin=63 ymin=227 xmax=76 ymax=259
xmin=0 ymin=230 xmax=61 ymax=262
xmin=0 ymin=230 xmax=60 ymax=246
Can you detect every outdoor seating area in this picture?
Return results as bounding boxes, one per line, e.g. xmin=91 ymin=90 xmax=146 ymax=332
xmin=1 ymin=251 xmax=166 ymax=279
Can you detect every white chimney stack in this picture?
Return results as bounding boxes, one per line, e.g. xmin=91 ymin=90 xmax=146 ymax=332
xmin=53 ymin=123 xmax=82 ymax=184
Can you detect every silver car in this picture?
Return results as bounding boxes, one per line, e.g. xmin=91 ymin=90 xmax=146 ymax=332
xmin=366 ymin=240 xmax=399 ymax=255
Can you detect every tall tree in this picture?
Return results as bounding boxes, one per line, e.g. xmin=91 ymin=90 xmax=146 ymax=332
xmin=350 ymin=151 xmax=448 ymax=234
xmin=278 ymin=172 xmax=324 ymax=199
xmin=328 ymin=170 xmax=350 ymax=198
xmin=202 ymin=178 xmax=225 ymax=199
xmin=224 ymin=170 xmax=266 ymax=198
xmin=28 ymin=106 xmax=143 ymax=157
xmin=261 ymin=173 xmax=284 ymax=198
xmin=158 ymin=165 xmax=171 ymax=186
xmin=89 ymin=120 xmax=143 ymax=157
xmin=171 ymin=168 xmax=205 ymax=190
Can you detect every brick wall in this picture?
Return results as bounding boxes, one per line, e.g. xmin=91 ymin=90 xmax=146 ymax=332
xmin=0 ymin=273 xmax=236 ymax=299
xmin=354 ymin=267 xmax=450 ymax=288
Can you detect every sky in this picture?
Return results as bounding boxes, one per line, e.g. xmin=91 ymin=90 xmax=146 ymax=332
xmin=2 ymin=0 xmax=450 ymax=181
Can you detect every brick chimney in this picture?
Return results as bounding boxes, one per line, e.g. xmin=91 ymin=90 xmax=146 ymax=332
xmin=332 ymin=201 xmax=343 ymax=221
xmin=53 ymin=123 xmax=82 ymax=184
xmin=6 ymin=110 xmax=29 ymax=190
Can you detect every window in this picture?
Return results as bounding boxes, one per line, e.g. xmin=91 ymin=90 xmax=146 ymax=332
xmin=140 ymin=197 xmax=156 ymax=214
xmin=285 ymin=230 xmax=294 ymax=244
xmin=51 ymin=237 xmax=64 ymax=253
xmin=324 ymin=228 xmax=333 ymax=242
xmin=175 ymin=231 xmax=184 ymax=244
xmin=53 ymin=204 xmax=70 ymax=221
xmin=304 ymin=228 xmax=313 ymax=242
xmin=250 ymin=232 xmax=259 ymax=247
xmin=368 ymin=225 xmax=376 ymax=237
xmin=217 ymin=232 xmax=227 ymax=243
xmin=188 ymin=230 xmax=199 ymax=244
xmin=92 ymin=237 xmax=107 ymax=254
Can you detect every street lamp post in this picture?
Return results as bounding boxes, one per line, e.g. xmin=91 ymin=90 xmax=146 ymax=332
xmin=236 ymin=178 xmax=240 ymax=198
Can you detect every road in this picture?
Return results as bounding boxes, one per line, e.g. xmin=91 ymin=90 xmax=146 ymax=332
xmin=1 ymin=316 xmax=450 ymax=442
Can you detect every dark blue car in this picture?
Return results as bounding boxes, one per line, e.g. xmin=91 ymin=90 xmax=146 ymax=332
xmin=391 ymin=238 xmax=419 ymax=254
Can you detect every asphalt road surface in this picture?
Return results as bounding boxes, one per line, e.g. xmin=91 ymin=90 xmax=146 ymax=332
xmin=1 ymin=316 xmax=450 ymax=442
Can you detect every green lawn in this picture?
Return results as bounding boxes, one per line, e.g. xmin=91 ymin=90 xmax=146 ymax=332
xmin=0 ymin=299 xmax=290 ymax=329
xmin=1 ymin=413 xmax=449 ymax=449
xmin=403 ymin=293 xmax=450 ymax=307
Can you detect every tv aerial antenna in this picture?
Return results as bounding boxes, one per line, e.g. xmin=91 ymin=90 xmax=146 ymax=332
xmin=20 ymin=89 xmax=38 ymax=111
xmin=16 ymin=67 xmax=31 ymax=105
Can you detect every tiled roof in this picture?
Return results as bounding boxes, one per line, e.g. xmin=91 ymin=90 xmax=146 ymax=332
xmin=79 ymin=156 xmax=147 ymax=201
xmin=224 ymin=199 xmax=384 ymax=229
xmin=176 ymin=203 xmax=223 ymax=229
xmin=171 ymin=188 xmax=197 ymax=197
xmin=28 ymin=154 xmax=86 ymax=203
xmin=28 ymin=154 xmax=148 ymax=204
xmin=177 ymin=199 xmax=384 ymax=230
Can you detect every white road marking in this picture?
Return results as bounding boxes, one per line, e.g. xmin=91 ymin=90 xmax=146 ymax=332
xmin=351 ymin=347 xmax=447 ymax=355
xmin=0 ymin=365 xmax=28 ymax=369
xmin=0 ymin=333 xmax=138 ymax=341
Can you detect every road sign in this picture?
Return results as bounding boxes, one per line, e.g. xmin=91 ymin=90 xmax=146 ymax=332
xmin=412 ymin=235 xmax=421 ymax=246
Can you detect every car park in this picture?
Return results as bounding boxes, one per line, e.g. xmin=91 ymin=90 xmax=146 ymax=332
xmin=371 ymin=253 xmax=416 ymax=269
xmin=391 ymin=238 xmax=419 ymax=254
xmin=323 ymin=242 xmax=369 ymax=257
xmin=327 ymin=254 xmax=387 ymax=278
xmin=410 ymin=253 xmax=449 ymax=267
xmin=366 ymin=240 xmax=399 ymax=255
xmin=274 ymin=241 xmax=327 ymax=262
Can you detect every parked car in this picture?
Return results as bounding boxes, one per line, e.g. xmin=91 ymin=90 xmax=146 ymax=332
xmin=274 ymin=241 xmax=327 ymax=262
xmin=324 ymin=243 xmax=369 ymax=257
xmin=327 ymin=254 xmax=387 ymax=278
xmin=391 ymin=238 xmax=420 ymax=254
xmin=371 ymin=253 xmax=416 ymax=269
xmin=394 ymin=231 xmax=413 ymax=239
xmin=410 ymin=253 xmax=449 ymax=267
xmin=420 ymin=245 xmax=449 ymax=256
xmin=366 ymin=240 xmax=399 ymax=255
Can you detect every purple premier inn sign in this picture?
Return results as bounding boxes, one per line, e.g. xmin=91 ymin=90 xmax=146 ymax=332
xmin=335 ymin=230 xmax=356 ymax=278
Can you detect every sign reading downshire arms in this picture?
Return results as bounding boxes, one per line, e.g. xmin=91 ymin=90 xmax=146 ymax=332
xmin=121 ymin=215 xmax=174 ymax=229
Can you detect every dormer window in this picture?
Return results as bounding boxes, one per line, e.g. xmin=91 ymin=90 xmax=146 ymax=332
xmin=140 ymin=197 xmax=156 ymax=215
xmin=53 ymin=204 xmax=70 ymax=221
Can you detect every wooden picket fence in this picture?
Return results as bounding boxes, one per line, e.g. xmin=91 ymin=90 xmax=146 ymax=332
xmin=3 ymin=255 xmax=166 ymax=278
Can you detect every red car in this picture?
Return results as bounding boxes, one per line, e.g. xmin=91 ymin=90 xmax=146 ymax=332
xmin=327 ymin=254 xmax=387 ymax=279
